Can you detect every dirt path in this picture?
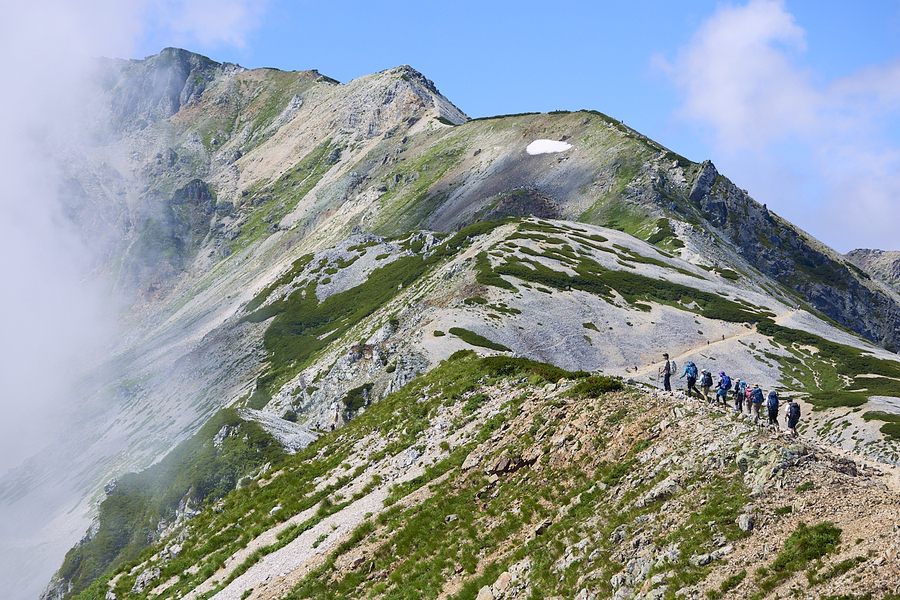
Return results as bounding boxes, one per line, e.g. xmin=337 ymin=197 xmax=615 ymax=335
xmin=634 ymin=309 xmax=800 ymax=383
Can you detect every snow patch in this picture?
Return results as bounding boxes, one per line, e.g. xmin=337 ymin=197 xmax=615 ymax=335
xmin=526 ymin=140 xmax=573 ymax=155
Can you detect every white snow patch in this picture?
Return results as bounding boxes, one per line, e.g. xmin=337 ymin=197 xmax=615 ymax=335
xmin=526 ymin=139 xmax=573 ymax=155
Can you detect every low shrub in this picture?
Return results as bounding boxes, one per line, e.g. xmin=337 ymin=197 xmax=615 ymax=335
xmin=448 ymin=327 xmax=511 ymax=352
xmin=567 ymin=376 xmax=623 ymax=398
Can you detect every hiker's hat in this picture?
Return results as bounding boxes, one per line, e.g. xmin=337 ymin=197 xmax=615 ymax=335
xmin=753 ymin=383 xmax=759 ymax=388
xmin=719 ymin=371 xmax=725 ymax=376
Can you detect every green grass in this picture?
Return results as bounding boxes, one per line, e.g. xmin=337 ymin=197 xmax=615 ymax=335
xmin=567 ymin=376 xmax=623 ymax=398
xmin=240 ymin=219 xmax=514 ymax=395
xmin=707 ymin=569 xmax=746 ymax=599
xmin=758 ymin=318 xmax=900 ymax=410
xmin=862 ymin=411 xmax=900 ymax=441
xmin=230 ymin=139 xmax=339 ymax=252
xmin=479 ymin=355 xmax=589 ymax=382
xmin=448 ymin=327 xmax=511 ymax=352
xmin=807 ymin=556 xmax=867 ymax=586
xmin=754 ymin=521 xmax=842 ymax=596
xmin=492 ymin=249 xmax=764 ymax=323
xmin=59 ymin=410 xmax=286 ymax=599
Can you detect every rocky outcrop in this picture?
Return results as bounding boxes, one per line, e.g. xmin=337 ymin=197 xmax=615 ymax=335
xmin=847 ymin=249 xmax=900 ymax=293
xmin=95 ymin=48 xmax=244 ymax=130
xmin=689 ymin=161 xmax=900 ymax=350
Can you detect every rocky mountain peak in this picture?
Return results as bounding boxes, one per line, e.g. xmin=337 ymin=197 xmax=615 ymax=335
xmin=9 ymin=49 xmax=900 ymax=600
xmin=96 ymin=47 xmax=245 ymax=131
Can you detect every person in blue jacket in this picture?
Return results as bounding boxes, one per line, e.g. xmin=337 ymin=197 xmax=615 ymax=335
xmin=715 ymin=371 xmax=732 ymax=407
xmin=749 ymin=383 xmax=765 ymax=423
xmin=680 ymin=361 xmax=699 ymax=398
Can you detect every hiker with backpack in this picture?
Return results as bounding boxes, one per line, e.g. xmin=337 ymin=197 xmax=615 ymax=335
xmin=659 ymin=353 xmax=673 ymax=392
xmin=766 ymin=390 xmax=780 ymax=428
xmin=785 ymin=398 xmax=800 ymax=437
xmin=716 ymin=371 xmax=732 ymax=407
xmin=733 ymin=379 xmax=747 ymax=412
xmin=749 ymin=383 xmax=764 ymax=423
xmin=700 ymin=369 xmax=713 ymax=402
xmin=680 ymin=361 xmax=699 ymax=398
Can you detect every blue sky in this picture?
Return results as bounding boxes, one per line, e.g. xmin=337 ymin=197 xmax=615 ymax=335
xmin=6 ymin=0 xmax=900 ymax=256
xmin=128 ymin=0 xmax=900 ymax=254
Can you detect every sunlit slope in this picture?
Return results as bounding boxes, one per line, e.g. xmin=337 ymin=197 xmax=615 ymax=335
xmin=59 ymin=353 xmax=900 ymax=600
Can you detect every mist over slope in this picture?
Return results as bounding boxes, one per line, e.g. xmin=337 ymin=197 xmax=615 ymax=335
xmin=0 ymin=48 xmax=898 ymax=600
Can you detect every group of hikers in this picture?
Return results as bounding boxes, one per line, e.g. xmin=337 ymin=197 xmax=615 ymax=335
xmin=658 ymin=353 xmax=801 ymax=437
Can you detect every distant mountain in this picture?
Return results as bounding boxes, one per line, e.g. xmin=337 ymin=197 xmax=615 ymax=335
xmin=0 ymin=48 xmax=897 ymax=600
xmin=846 ymin=249 xmax=900 ymax=293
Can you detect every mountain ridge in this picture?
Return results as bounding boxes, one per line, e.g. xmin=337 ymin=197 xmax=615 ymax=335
xmin=2 ymin=47 xmax=899 ymax=600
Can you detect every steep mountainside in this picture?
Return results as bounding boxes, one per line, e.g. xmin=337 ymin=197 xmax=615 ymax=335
xmin=847 ymin=249 xmax=900 ymax=293
xmin=2 ymin=48 xmax=900 ymax=600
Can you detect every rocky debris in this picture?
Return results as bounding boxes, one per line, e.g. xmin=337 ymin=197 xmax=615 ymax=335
xmin=75 ymin=371 xmax=900 ymax=600
xmin=76 ymin=517 xmax=101 ymax=547
xmin=237 ymin=408 xmax=319 ymax=454
xmin=475 ymin=558 xmax=532 ymax=600
xmin=130 ymin=567 xmax=160 ymax=593
xmin=846 ymin=249 xmax=900 ymax=294
xmin=213 ymin=424 xmax=237 ymax=449
xmin=159 ymin=543 xmax=181 ymax=562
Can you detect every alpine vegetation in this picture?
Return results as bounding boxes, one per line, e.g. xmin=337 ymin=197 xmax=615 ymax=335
xmin=0 ymin=48 xmax=894 ymax=600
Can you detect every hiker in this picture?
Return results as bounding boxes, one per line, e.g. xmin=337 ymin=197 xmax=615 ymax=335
xmin=749 ymin=383 xmax=764 ymax=423
xmin=680 ymin=361 xmax=699 ymax=398
xmin=785 ymin=398 xmax=800 ymax=437
xmin=734 ymin=379 xmax=747 ymax=412
xmin=716 ymin=371 xmax=732 ymax=407
xmin=700 ymin=369 xmax=713 ymax=401
xmin=659 ymin=353 xmax=673 ymax=392
xmin=744 ymin=383 xmax=753 ymax=414
xmin=766 ymin=390 xmax=780 ymax=428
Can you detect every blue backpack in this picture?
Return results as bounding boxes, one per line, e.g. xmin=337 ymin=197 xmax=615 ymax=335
xmin=767 ymin=390 xmax=779 ymax=410
xmin=686 ymin=362 xmax=698 ymax=378
xmin=721 ymin=375 xmax=732 ymax=390
xmin=750 ymin=387 xmax=764 ymax=403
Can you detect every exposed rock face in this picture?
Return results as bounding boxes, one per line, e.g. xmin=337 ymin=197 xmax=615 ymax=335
xmin=38 ymin=574 xmax=70 ymax=600
xmin=847 ymin=249 xmax=900 ymax=292
xmin=689 ymin=161 xmax=900 ymax=351
xmin=14 ymin=48 xmax=900 ymax=600
xmin=95 ymin=47 xmax=244 ymax=131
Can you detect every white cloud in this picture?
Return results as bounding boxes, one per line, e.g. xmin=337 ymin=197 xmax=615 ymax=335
xmin=0 ymin=2 xmax=271 ymax=596
xmin=660 ymin=0 xmax=900 ymax=252
xmin=0 ymin=0 xmax=273 ymax=473
xmin=140 ymin=0 xmax=269 ymax=50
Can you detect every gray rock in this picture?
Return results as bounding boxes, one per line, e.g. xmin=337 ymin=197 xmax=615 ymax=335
xmin=131 ymin=567 xmax=161 ymax=593
xmin=689 ymin=553 xmax=713 ymax=567
xmin=534 ymin=519 xmax=553 ymax=536
xmin=736 ymin=513 xmax=755 ymax=532
xmin=609 ymin=524 xmax=628 ymax=544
